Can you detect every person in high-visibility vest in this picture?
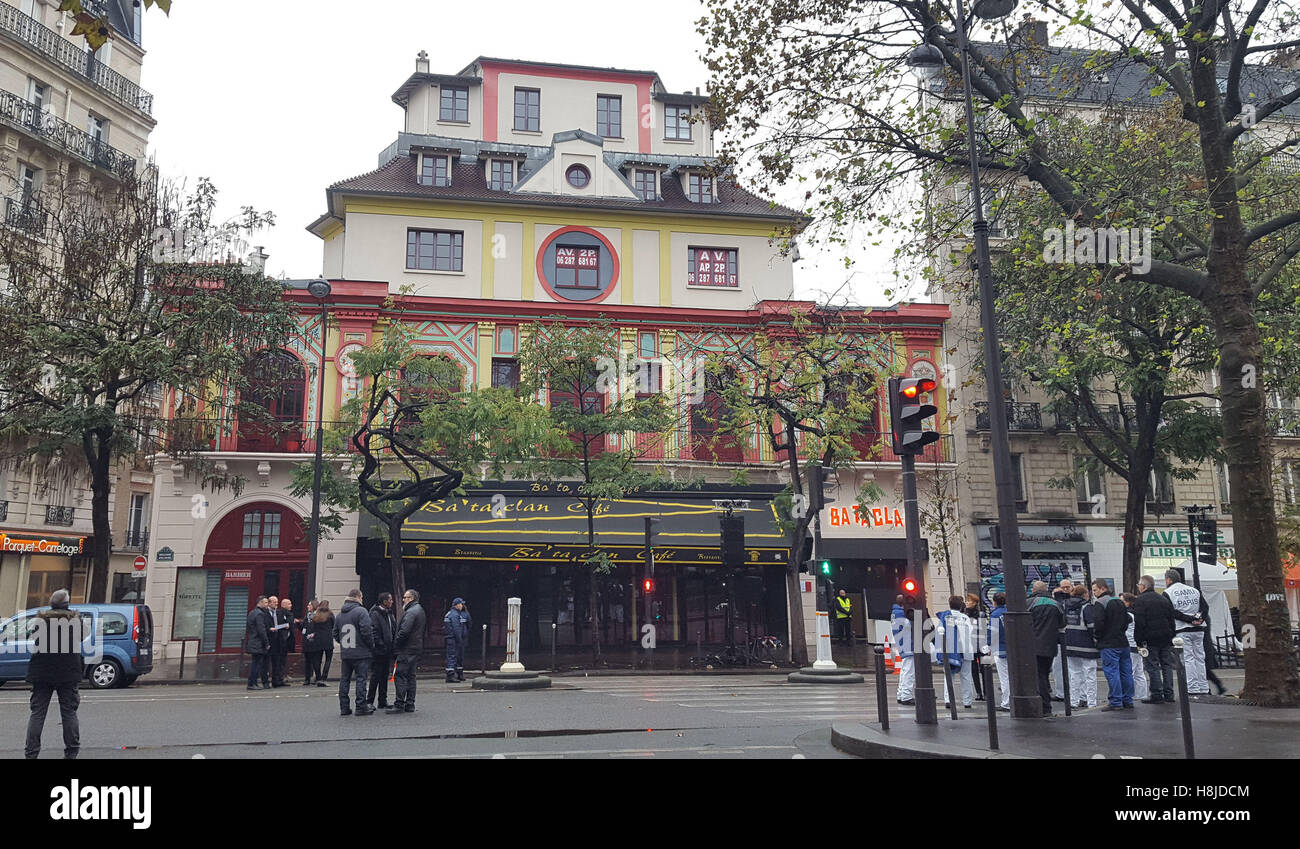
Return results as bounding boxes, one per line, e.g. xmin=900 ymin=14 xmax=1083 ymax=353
xmin=833 ymin=589 xmax=853 ymax=645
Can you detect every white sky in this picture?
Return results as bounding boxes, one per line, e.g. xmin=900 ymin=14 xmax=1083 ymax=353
xmin=139 ymin=0 xmax=903 ymax=304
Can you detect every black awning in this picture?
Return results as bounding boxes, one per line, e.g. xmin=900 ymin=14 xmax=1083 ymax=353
xmin=818 ymin=537 xmax=927 ymax=561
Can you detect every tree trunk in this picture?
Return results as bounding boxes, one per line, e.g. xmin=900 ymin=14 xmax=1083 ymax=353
xmin=785 ymin=521 xmax=810 ymax=667
xmin=388 ymin=517 xmax=406 ymax=602
xmin=1121 ymin=475 xmax=1148 ymax=595
xmin=1214 ymin=291 xmax=1300 ymax=706
xmin=83 ymin=428 xmax=114 ymax=604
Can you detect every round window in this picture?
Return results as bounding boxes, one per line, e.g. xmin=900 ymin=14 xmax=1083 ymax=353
xmin=565 ymin=164 xmax=591 ymax=188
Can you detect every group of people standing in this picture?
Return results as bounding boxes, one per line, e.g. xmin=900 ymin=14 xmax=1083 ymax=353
xmin=244 ymin=590 xmax=473 ymax=716
xmin=890 ymin=570 xmax=1226 ymax=716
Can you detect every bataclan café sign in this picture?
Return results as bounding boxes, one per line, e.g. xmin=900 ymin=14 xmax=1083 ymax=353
xmin=0 ymin=533 xmax=85 ymax=555
xmin=394 ymin=483 xmax=789 ymax=566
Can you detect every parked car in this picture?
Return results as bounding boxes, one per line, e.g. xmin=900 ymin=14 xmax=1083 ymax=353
xmin=0 ymin=603 xmax=154 ymax=689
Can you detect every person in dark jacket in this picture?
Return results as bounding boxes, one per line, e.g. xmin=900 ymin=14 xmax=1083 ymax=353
xmin=986 ymin=592 xmax=1009 ymax=712
xmin=444 ymin=597 xmax=472 ymax=683
xmin=1049 ymin=580 xmax=1072 ymax=700
xmin=1198 ymin=595 xmax=1229 ymax=696
xmin=270 ymin=597 xmax=295 ymax=687
xmin=302 ymin=601 xmax=333 ymax=687
xmin=24 ymin=590 xmax=86 ymax=759
xmin=1028 ymin=581 xmax=1065 ymax=715
xmin=333 ymin=590 xmax=374 ymax=716
xmin=1063 ymin=584 xmax=1099 ymax=708
xmin=246 ymin=596 xmax=272 ymax=690
xmin=317 ymin=600 xmax=335 ymax=681
xmin=389 ymin=589 xmax=427 ymax=713
xmin=1092 ymin=579 xmax=1134 ymax=710
xmin=367 ymin=592 xmax=397 ymax=710
xmin=1131 ymin=575 xmax=1177 ymax=703
xmin=963 ymin=593 xmax=984 ymax=700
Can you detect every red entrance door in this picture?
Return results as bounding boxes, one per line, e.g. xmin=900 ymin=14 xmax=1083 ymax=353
xmin=204 ymin=502 xmax=308 ymax=653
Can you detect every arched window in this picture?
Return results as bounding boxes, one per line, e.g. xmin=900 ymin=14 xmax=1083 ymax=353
xmin=238 ymin=349 xmax=306 ymax=452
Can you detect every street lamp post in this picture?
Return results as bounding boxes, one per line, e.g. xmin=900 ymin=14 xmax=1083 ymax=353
xmin=306 ymin=278 xmax=332 ymax=604
xmin=908 ymin=0 xmax=1041 ymax=718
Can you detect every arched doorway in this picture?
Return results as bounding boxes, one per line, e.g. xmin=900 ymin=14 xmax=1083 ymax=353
xmin=202 ymin=501 xmax=307 ymax=653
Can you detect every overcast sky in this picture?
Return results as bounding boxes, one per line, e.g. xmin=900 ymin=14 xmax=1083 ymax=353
xmin=139 ymin=0 xmax=903 ymax=304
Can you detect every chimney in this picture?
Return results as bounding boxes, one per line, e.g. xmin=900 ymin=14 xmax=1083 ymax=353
xmin=416 ymin=50 xmax=430 ymax=74
xmin=245 ymin=246 xmax=268 ymax=275
xmin=1012 ymin=19 xmax=1049 ymax=48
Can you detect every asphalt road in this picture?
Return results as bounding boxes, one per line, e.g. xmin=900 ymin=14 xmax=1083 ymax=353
xmin=2 ymin=667 xmax=1249 ymax=759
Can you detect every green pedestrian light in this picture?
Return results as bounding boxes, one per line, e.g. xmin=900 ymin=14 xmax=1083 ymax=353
xmin=820 ymin=559 xmax=832 ymax=575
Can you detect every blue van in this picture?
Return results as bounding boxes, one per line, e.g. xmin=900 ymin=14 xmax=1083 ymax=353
xmin=0 ymin=603 xmax=154 ymax=689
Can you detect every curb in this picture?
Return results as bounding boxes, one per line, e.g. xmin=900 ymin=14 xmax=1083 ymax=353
xmin=130 ymin=666 xmax=864 ymax=686
xmin=830 ymin=720 xmax=1028 ymax=760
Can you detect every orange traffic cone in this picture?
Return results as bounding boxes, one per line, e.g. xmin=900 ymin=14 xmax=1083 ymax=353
xmin=883 ymin=635 xmax=896 ymax=673
xmin=893 ymin=640 xmax=903 ymax=674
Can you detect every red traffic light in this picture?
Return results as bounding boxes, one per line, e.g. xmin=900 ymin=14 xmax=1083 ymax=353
xmin=902 ymin=578 xmax=918 ymax=594
xmin=643 ymin=579 xmax=654 ymax=593
xmin=900 ymin=378 xmax=937 ymax=399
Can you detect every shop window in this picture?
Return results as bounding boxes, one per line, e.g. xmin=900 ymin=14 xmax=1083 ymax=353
xmin=238 ymin=349 xmax=306 ymax=452
xmin=111 ymin=572 xmax=145 ymax=603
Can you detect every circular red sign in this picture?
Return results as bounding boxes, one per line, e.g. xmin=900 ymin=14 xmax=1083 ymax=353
xmin=133 ymin=556 xmax=147 ymax=571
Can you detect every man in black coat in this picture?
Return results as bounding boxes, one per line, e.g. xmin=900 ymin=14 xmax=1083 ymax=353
xmin=366 ymin=592 xmax=398 ymax=710
xmin=1131 ymin=575 xmax=1177 ymax=703
xmin=1093 ymin=579 xmax=1134 ymax=710
xmin=1028 ymin=580 xmax=1065 ymax=715
xmin=24 ymin=590 xmax=86 ymax=759
xmin=333 ymin=589 xmax=374 ymax=716
xmin=245 ymin=596 xmax=272 ymax=690
xmin=268 ymin=595 xmax=293 ymax=687
xmin=388 ymin=589 xmax=426 ymax=714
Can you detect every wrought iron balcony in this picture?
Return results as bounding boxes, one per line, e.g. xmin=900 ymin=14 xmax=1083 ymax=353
xmin=0 ymin=500 xmax=7 ymax=521
xmin=0 ymin=4 xmax=153 ymax=116
xmin=122 ymin=527 xmax=149 ymax=552
xmin=974 ymin=401 xmax=1042 ymax=431
xmin=0 ymin=90 xmax=136 ymax=178
xmin=45 ymin=505 xmax=74 ymax=526
xmin=4 ymin=192 xmax=47 ymax=234
xmin=1053 ymin=403 xmax=1135 ymax=432
xmin=1269 ymin=407 xmax=1300 ymax=437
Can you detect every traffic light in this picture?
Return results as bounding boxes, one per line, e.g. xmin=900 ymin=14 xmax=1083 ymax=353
xmin=720 ymin=514 xmax=745 ymax=569
xmin=1196 ymin=518 xmax=1218 ymax=571
xmin=888 ymin=376 xmax=941 ymax=455
xmin=809 ymin=465 xmax=837 ymax=513
xmin=902 ymin=576 xmax=919 ymax=608
xmin=820 ymin=559 xmax=832 ymax=576
xmin=643 ymin=578 xmax=654 ymax=594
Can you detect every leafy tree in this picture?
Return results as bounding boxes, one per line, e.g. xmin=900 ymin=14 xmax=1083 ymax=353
xmin=0 ymin=171 xmax=294 ymax=602
xmin=677 ymin=307 xmax=893 ymax=665
xmin=514 ymin=318 xmax=676 ymax=666
xmin=57 ymin=0 xmax=172 ymax=50
xmin=700 ymin=0 xmax=1300 ymax=704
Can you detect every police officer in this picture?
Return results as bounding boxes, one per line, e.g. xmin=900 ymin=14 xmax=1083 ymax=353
xmin=444 ymin=597 xmax=472 ymax=683
xmin=833 ymin=589 xmax=853 ymax=645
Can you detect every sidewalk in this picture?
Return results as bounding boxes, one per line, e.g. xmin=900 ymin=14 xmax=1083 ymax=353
xmin=832 ymin=697 xmax=1300 ymax=759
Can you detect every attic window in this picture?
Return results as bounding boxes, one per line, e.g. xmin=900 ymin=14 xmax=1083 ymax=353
xmin=634 ymin=169 xmax=657 ymax=201
xmin=566 ymin=164 xmax=591 ymax=189
xmin=489 ymin=159 xmax=515 ymax=191
xmin=688 ymin=173 xmax=713 ymax=203
xmin=419 ymin=154 xmax=450 ymax=187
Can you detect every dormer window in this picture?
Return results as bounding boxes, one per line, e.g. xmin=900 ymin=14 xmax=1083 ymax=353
xmin=665 ymin=105 xmax=692 ymax=140
xmin=440 ymin=85 xmax=469 ymax=122
xmin=489 ymin=159 xmax=515 ymax=191
xmin=634 ymin=169 xmax=657 ymax=201
xmin=418 ymin=154 xmax=450 ymax=187
xmin=687 ymin=173 xmax=713 ymax=203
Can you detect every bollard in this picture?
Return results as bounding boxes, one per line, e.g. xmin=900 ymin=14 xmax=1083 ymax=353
xmin=178 ymin=639 xmax=186 ymax=681
xmin=480 ymin=623 xmax=488 ymax=676
xmin=1060 ymin=636 xmax=1072 ymax=717
xmin=1173 ymin=637 xmax=1196 ymax=759
xmin=696 ymin=630 xmax=702 ymax=662
xmin=874 ymin=646 xmax=889 ymax=730
xmin=502 ymin=597 xmax=524 ymax=672
xmin=979 ymin=655 xmax=999 ymax=749
xmin=550 ymin=622 xmax=557 ymax=672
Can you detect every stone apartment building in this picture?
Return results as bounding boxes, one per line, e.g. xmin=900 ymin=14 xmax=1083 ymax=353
xmin=933 ymin=22 xmax=1300 ymax=626
xmin=0 ymin=0 xmax=155 ymax=616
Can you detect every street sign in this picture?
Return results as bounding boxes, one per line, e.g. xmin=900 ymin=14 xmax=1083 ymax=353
xmin=133 ymin=556 xmax=147 ymax=571
xmin=156 ymin=547 xmax=175 ymax=562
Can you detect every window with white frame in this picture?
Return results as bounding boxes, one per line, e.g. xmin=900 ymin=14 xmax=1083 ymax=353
xmin=633 ymin=169 xmax=657 ymax=201
xmin=418 ymin=154 xmax=450 ymax=187
xmin=489 ymin=159 xmax=515 ymax=191
xmin=241 ymin=510 xmax=281 ymax=549
xmin=126 ymin=493 xmax=148 ymax=547
xmin=1147 ymin=468 xmax=1176 ymax=513
xmin=1074 ymin=457 xmax=1103 ymax=514
xmin=87 ymin=114 xmax=106 ymax=144
xmin=1217 ymin=461 xmax=1232 ymax=514
xmin=26 ymin=78 xmax=47 ymax=114
xmin=440 ymin=85 xmax=469 ymax=122
xmin=665 ymin=104 xmax=692 ymax=140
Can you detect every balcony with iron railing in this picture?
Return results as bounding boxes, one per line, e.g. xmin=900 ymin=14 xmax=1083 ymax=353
xmin=44 ymin=504 xmax=74 ymax=526
xmin=1052 ymin=403 xmax=1138 ymax=432
xmin=0 ymin=3 xmax=153 ymax=116
xmin=0 ymin=89 xmax=136 ymax=178
xmin=121 ymin=526 xmax=148 ymax=552
xmin=1270 ymin=407 xmax=1300 ymax=437
xmin=4 ymin=191 xmax=46 ymax=234
xmin=973 ymin=401 xmax=1043 ymax=431
xmin=0 ymin=499 xmax=7 ymax=521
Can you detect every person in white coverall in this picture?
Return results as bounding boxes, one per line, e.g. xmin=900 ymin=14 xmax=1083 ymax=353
xmin=891 ymin=596 xmax=916 ymax=704
xmin=1163 ymin=570 xmax=1209 ymax=694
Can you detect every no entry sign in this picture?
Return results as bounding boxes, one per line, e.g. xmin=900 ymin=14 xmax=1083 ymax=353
xmin=133 ymin=556 xmax=147 ymax=571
